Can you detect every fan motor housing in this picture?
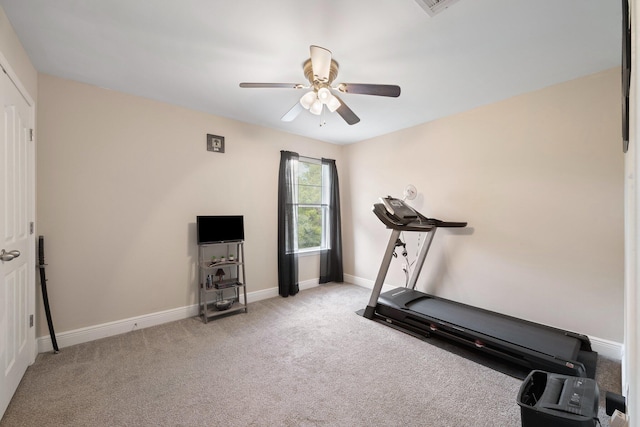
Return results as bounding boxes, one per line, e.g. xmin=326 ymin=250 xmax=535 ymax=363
xmin=303 ymin=58 xmax=339 ymax=85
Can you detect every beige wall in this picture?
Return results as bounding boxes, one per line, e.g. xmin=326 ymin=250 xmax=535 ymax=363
xmin=343 ymin=68 xmax=624 ymax=342
xmin=36 ymin=73 xmax=344 ymax=334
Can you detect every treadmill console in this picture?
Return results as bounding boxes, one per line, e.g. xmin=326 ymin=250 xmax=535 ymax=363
xmin=374 ymin=196 xmax=467 ymax=230
xmin=380 ymin=196 xmax=418 ymax=223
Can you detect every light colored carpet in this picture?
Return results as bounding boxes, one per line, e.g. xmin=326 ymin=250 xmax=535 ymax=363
xmin=1 ymin=284 xmax=620 ymax=426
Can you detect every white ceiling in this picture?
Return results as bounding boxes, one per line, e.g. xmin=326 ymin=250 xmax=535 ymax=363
xmin=0 ymin=0 xmax=622 ymax=144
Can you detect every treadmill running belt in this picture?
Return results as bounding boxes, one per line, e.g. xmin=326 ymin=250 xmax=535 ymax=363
xmin=405 ymin=297 xmax=581 ymax=360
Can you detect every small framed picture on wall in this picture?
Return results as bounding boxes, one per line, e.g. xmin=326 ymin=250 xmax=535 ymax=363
xmin=207 ymin=134 xmax=225 ymax=153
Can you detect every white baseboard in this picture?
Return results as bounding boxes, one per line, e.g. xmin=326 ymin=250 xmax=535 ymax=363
xmin=589 ymin=336 xmax=623 ymax=361
xmin=345 ymin=273 xmax=396 ymax=294
xmin=239 ymin=278 xmax=318 ymax=302
xmin=37 ymin=304 xmax=199 ymax=353
xmin=37 ymin=280 xmax=321 ymax=353
xmin=299 ymin=278 xmax=320 ymax=291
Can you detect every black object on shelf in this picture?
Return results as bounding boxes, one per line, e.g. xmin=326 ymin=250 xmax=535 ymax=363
xmin=196 ymin=216 xmax=244 ymax=244
xmin=215 ymin=281 xmax=237 ymax=289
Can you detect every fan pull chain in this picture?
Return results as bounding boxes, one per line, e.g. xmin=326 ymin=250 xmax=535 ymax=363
xmin=319 ymin=105 xmax=327 ymax=127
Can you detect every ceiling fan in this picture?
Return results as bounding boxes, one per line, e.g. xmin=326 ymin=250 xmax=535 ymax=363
xmin=239 ymin=45 xmax=401 ymax=125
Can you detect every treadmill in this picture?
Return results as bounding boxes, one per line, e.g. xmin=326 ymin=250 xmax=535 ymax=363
xmin=360 ymin=198 xmax=597 ymax=378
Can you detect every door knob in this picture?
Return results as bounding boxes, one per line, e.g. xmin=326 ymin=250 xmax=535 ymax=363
xmin=0 ymin=249 xmax=20 ymax=262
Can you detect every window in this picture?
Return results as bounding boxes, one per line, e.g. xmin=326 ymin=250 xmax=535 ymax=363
xmin=278 ymin=150 xmax=343 ymax=294
xmin=295 ymin=158 xmax=330 ymax=252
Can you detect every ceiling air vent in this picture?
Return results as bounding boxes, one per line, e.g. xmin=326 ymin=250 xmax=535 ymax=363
xmin=414 ymin=0 xmax=460 ymax=16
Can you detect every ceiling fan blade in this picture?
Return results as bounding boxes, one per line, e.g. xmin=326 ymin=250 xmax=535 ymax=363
xmin=239 ymin=83 xmax=304 ymax=89
xmin=333 ymin=95 xmax=360 ymax=125
xmin=281 ymin=102 xmax=304 ymax=122
xmin=310 ymin=45 xmax=332 ymax=82
xmin=337 ymin=83 xmax=401 ymax=97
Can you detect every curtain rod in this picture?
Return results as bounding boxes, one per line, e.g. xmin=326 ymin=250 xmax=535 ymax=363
xmin=299 ymin=155 xmax=335 ymax=163
xmin=280 ymin=150 xmax=335 ymax=163
xmin=299 ymin=155 xmax=320 ymax=162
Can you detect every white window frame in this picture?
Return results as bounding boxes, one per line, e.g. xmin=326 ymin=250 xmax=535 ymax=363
xmin=295 ymin=157 xmax=331 ymax=254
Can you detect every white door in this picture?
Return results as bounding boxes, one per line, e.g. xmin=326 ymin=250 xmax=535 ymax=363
xmin=0 ymin=66 xmax=35 ymax=418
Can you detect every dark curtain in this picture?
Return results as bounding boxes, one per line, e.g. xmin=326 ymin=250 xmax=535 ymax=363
xmin=319 ymin=158 xmax=343 ymax=283
xmin=278 ymin=151 xmax=299 ymax=297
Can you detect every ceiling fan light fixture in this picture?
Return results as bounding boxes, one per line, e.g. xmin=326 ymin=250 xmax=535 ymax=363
xmin=317 ymin=87 xmax=331 ymax=103
xmin=326 ymin=95 xmax=341 ymax=112
xmin=300 ymin=91 xmax=317 ymax=109
xmin=309 ymin=99 xmax=323 ymax=115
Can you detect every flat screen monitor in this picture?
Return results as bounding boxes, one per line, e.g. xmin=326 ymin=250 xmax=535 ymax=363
xmin=197 ymin=215 xmax=244 ymax=244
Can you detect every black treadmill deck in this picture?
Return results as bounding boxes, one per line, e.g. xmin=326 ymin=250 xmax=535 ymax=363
xmin=385 ymin=288 xmax=580 ymax=359
xmin=376 ymin=287 xmax=594 ymax=377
